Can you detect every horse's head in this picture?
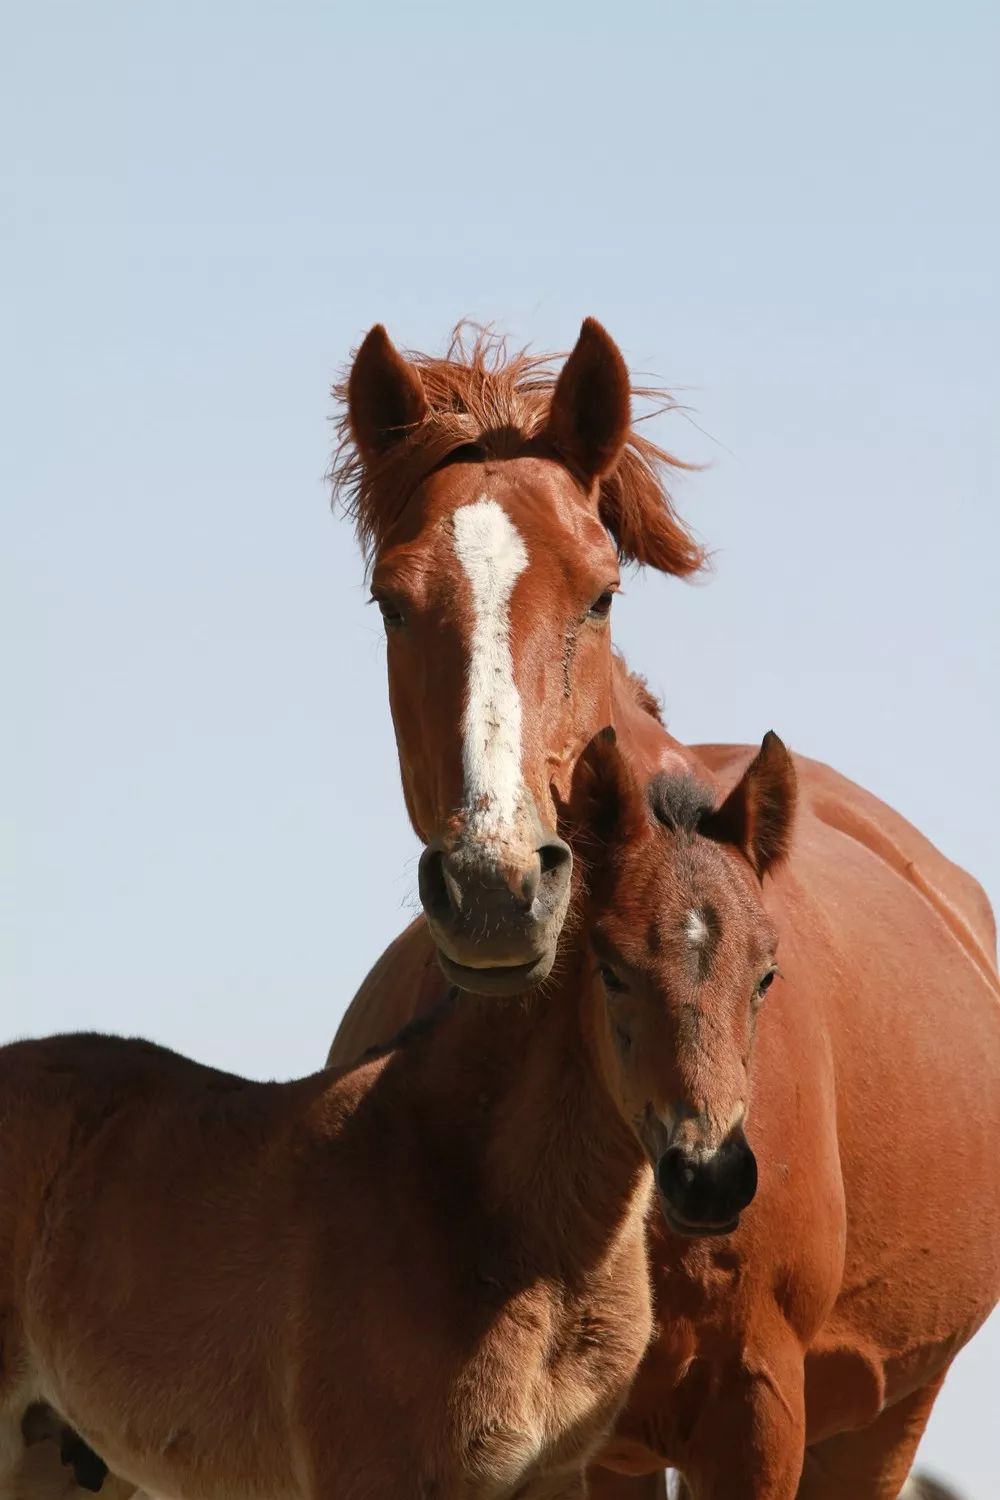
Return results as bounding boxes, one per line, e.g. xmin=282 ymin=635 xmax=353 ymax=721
xmin=335 ymin=319 xmax=703 ymax=995
xmin=577 ymin=729 xmax=797 ymax=1237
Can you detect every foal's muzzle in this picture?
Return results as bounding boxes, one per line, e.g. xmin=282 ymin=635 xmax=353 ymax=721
xmin=656 ymin=1126 xmax=758 ymax=1237
xmin=417 ymin=835 xmax=572 ymax=996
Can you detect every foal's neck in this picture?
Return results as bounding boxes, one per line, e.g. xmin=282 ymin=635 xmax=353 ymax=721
xmin=379 ymin=945 xmax=648 ymax=1275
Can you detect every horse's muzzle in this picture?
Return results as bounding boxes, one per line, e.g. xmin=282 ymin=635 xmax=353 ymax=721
xmin=417 ymin=836 xmax=572 ymax=995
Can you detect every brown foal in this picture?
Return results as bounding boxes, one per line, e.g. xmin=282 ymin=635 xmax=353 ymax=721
xmin=0 ymin=738 xmax=792 ymax=1500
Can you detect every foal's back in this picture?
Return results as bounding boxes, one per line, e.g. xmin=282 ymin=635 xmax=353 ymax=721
xmin=0 ymin=1034 xmax=330 ymax=1498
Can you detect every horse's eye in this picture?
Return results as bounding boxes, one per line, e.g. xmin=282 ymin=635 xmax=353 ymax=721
xmin=588 ymin=589 xmax=616 ymax=621
xmin=599 ymin=963 xmax=626 ymax=994
xmin=755 ymin=968 xmax=778 ymax=1003
xmin=373 ymin=595 xmax=404 ymax=630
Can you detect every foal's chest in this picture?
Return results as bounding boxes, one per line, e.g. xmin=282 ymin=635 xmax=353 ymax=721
xmin=440 ymin=1260 xmax=652 ymax=1498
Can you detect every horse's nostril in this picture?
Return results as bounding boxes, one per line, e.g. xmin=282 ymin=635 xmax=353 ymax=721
xmin=417 ymin=848 xmax=453 ymax=921
xmin=538 ymin=838 xmax=572 ymax=881
xmin=418 ymin=838 xmax=572 ymax=936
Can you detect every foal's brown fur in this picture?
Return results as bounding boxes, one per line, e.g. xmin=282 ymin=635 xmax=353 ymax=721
xmin=0 ymin=820 xmax=679 ymax=1500
xmin=1 ymin=736 xmax=796 ymax=1500
xmin=0 ymin=1028 xmax=648 ymax=1498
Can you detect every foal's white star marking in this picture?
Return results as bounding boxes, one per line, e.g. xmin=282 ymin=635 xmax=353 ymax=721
xmin=685 ymin=909 xmax=710 ymax=947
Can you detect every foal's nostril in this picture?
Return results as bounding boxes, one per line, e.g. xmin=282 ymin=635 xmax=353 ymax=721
xmin=656 ymin=1145 xmax=695 ymax=1202
xmin=728 ymin=1135 xmax=758 ymax=1214
xmin=656 ymin=1131 xmax=758 ymax=1229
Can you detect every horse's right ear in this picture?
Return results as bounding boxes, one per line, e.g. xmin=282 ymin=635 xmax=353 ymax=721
xmin=347 ymin=325 xmax=429 ymax=465
xmin=574 ymin=727 xmax=647 ymax=850
xmin=546 ymin=319 xmax=631 ymax=488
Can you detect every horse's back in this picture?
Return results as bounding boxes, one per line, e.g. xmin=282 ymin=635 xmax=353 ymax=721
xmin=695 ymin=743 xmax=997 ymax=981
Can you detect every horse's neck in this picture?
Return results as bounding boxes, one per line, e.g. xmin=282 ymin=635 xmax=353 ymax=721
xmin=610 ymin=653 xmax=717 ymax=788
xmin=369 ymin=951 xmax=648 ymax=1276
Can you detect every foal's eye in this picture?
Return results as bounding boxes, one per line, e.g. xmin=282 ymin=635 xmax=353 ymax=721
xmin=588 ymin=589 xmax=616 ymax=621
xmin=372 ymin=595 xmax=404 ymax=630
xmin=598 ymin=963 xmax=626 ymax=994
xmin=611 ymin=1017 xmax=632 ymax=1052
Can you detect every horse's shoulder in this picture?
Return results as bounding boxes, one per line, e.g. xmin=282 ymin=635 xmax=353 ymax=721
xmin=327 ymin=917 xmax=444 ymax=1069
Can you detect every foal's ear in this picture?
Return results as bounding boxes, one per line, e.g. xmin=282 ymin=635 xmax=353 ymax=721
xmin=347 ymin=325 xmax=429 ymax=464
xmin=574 ymin=727 xmax=647 ymax=850
xmin=546 ymin=319 xmax=631 ymax=488
xmin=702 ymin=732 xmax=797 ymax=879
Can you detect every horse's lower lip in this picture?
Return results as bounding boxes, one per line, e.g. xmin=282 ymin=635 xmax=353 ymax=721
xmin=659 ymin=1200 xmax=741 ymax=1239
xmin=448 ymin=953 xmax=536 ymax=972
xmin=436 ymin=951 xmax=552 ymax=995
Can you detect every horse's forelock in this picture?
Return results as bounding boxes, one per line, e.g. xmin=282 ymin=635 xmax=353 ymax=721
xmin=330 ymin=321 xmax=703 ymax=577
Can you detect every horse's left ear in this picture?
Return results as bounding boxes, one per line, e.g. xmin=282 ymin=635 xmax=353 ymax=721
xmin=702 ymin=732 xmax=797 ymax=878
xmin=546 ymin=319 xmax=632 ymax=488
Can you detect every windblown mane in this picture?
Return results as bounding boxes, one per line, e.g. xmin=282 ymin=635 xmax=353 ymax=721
xmin=331 ymin=322 xmax=704 ymax=575
xmin=616 ymin=657 xmax=665 ymax=725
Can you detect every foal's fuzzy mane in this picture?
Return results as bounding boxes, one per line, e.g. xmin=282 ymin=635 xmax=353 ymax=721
xmin=330 ymin=322 xmax=704 ymax=574
xmin=356 ymin=991 xmax=459 ymax=1065
xmin=647 ymin=773 xmax=716 ymax=835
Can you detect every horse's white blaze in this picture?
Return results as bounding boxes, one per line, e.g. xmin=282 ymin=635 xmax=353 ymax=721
xmin=452 ymin=498 xmax=529 ymax=835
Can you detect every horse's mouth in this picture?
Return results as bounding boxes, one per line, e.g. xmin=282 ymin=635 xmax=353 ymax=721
xmin=436 ymin=949 xmax=555 ymax=996
xmin=658 ymin=1199 xmax=741 ymax=1239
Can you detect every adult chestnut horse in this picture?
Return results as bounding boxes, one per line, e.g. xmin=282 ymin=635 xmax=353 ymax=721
xmin=327 ymin=321 xmax=1000 ymax=1499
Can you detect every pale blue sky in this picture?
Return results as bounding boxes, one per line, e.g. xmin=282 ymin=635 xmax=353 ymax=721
xmin=3 ymin=2 xmax=998 ymax=1492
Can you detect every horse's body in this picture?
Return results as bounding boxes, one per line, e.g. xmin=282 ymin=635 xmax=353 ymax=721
xmin=330 ymin=742 xmax=1000 ymax=1498
xmin=327 ymin=320 xmax=1000 ymax=1497
xmin=0 ymin=980 xmax=653 ymax=1500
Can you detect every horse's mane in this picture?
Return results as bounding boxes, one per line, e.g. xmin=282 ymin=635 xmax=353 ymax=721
xmin=330 ymin=322 xmax=703 ymax=574
xmin=617 ymin=658 xmax=665 ymax=725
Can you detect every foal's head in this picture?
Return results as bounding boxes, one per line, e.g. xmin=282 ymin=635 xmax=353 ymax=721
xmin=579 ymin=730 xmax=797 ymax=1237
xmin=333 ymin=320 xmax=703 ymax=995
